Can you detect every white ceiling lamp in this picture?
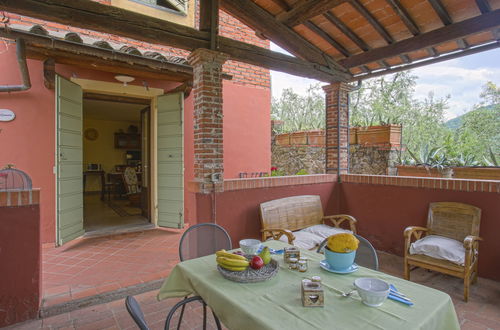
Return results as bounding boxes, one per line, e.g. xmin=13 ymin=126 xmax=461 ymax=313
xmin=114 ymin=74 xmax=135 ymax=86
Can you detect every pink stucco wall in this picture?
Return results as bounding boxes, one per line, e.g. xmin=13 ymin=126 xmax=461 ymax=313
xmin=0 ymin=47 xmax=270 ymax=243
xmin=223 ymin=82 xmax=271 ymax=179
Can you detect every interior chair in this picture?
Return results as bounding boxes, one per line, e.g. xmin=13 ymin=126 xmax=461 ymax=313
xmin=404 ymin=202 xmax=482 ymax=302
xmin=122 ymin=166 xmax=141 ymax=207
xmin=176 ymin=223 xmax=231 ymax=329
xmin=317 ymin=234 xmax=379 ymax=270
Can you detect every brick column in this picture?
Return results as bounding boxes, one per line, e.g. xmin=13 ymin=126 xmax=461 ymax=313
xmin=323 ymin=82 xmax=351 ymax=175
xmin=187 ymin=48 xmax=229 ymax=193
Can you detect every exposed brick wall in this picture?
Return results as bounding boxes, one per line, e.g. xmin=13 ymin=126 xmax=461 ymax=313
xmin=323 ymin=83 xmax=350 ymax=175
xmin=4 ymin=0 xmax=270 ymax=89
xmin=188 ymin=49 xmax=228 ymax=193
xmin=218 ymin=10 xmax=271 ymax=89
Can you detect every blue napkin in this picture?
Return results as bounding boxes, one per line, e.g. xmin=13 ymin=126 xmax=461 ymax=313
xmin=388 ymin=284 xmax=414 ymax=306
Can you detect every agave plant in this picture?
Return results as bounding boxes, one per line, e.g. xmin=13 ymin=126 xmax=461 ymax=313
xmin=406 ymin=145 xmax=451 ymax=171
xmin=483 ymin=147 xmax=499 ymax=166
xmin=450 ymin=152 xmax=481 ymax=167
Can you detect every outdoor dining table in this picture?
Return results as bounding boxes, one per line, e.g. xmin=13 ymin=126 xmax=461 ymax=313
xmin=158 ymin=240 xmax=460 ymax=330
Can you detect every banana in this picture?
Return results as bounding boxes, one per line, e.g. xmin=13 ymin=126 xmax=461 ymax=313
xmin=218 ymin=264 xmax=247 ymax=272
xmin=216 ymin=256 xmax=249 ymax=268
xmin=215 ymin=249 xmax=247 ymax=261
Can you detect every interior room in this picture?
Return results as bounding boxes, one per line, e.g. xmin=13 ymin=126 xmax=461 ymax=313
xmin=82 ymin=95 xmax=151 ymax=234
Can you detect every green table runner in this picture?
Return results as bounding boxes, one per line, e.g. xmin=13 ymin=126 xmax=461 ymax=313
xmin=158 ymin=241 xmax=459 ymax=330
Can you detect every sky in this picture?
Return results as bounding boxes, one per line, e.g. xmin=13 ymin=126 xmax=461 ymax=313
xmin=270 ymin=43 xmax=500 ymax=120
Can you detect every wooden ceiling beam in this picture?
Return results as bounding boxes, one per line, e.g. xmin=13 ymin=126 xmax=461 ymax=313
xmin=385 ymin=0 xmax=420 ymax=36
xmin=352 ymin=41 xmax=500 ymax=81
xmin=323 ymin=12 xmax=370 ymax=51
xmin=220 ymin=0 xmax=349 ymax=74
xmin=303 ymin=21 xmax=351 ymax=57
xmin=350 ymin=0 xmax=394 ymax=44
xmin=199 ymin=0 xmax=219 ymax=50
xmin=0 ymin=0 xmax=350 ymax=82
xmin=475 ymin=0 xmax=492 ymax=14
xmin=427 ymin=0 xmax=452 ymax=25
xmin=276 ymin=0 xmax=347 ymax=27
xmin=339 ymin=9 xmax=500 ymax=68
xmin=269 ymin=0 xmax=291 ymax=11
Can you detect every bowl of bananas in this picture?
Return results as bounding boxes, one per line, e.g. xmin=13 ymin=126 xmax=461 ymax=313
xmin=215 ymin=248 xmax=279 ymax=283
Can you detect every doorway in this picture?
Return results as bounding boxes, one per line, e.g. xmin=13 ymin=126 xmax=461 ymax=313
xmin=82 ymin=94 xmax=151 ymax=234
xmin=56 ymin=75 xmax=185 ymax=245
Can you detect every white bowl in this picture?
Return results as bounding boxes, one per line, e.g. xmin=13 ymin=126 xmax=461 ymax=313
xmin=354 ymin=278 xmax=390 ymax=307
xmin=239 ymin=239 xmax=262 ymax=255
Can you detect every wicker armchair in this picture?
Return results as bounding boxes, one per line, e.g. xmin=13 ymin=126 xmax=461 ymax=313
xmin=404 ymin=202 xmax=482 ymax=302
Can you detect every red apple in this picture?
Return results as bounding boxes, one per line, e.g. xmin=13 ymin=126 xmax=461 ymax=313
xmin=250 ymin=256 xmax=264 ymax=270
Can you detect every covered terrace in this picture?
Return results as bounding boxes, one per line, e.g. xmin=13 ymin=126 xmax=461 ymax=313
xmin=1 ymin=0 xmax=499 ymax=328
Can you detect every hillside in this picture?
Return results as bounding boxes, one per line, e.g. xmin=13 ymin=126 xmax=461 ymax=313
xmin=445 ymin=105 xmax=496 ymax=130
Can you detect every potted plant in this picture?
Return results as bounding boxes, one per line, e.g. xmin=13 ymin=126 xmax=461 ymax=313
xmin=397 ymin=146 xmax=453 ymax=178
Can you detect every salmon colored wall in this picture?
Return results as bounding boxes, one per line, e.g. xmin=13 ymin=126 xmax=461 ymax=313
xmin=194 ymin=182 xmax=339 ymax=245
xmin=0 ymin=47 xmax=55 ymax=242
xmin=0 ymin=204 xmax=41 ymax=327
xmin=0 ymin=49 xmax=271 ymax=242
xmin=339 ymin=183 xmax=500 ymax=281
xmin=223 ymin=82 xmax=271 ymax=178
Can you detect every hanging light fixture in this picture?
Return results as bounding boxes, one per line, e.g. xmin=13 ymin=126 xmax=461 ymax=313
xmin=114 ymin=74 xmax=135 ymax=86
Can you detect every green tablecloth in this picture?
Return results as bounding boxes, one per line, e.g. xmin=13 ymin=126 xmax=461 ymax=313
xmin=158 ymin=241 xmax=460 ymax=330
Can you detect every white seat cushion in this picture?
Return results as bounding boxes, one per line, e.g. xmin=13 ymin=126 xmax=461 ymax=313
xmin=300 ymin=224 xmax=352 ymax=239
xmin=278 ymin=231 xmax=323 ymax=250
xmin=409 ymin=235 xmax=465 ymax=265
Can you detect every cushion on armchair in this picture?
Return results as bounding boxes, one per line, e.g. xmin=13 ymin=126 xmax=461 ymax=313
xmin=409 ymin=235 xmax=465 ymax=265
xmin=278 ymin=231 xmax=323 ymax=250
xmin=301 ymin=224 xmax=352 ymax=239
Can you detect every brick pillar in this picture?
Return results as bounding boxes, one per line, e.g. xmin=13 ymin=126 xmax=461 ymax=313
xmin=323 ymin=82 xmax=351 ymax=175
xmin=187 ymin=48 xmax=229 ymax=193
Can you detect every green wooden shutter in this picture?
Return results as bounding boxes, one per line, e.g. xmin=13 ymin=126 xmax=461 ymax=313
xmin=157 ymin=92 xmax=184 ymax=228
xmin=56 ymin=75 xmax=84 ymax=245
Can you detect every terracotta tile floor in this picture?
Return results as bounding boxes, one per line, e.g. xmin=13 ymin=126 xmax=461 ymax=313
xmin=42 ymin=228 xmax=184 ymax=308
xmin=23 ymin=231 xmax=499 ymax=329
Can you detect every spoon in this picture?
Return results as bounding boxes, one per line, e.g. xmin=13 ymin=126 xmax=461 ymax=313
xmin=341 ymin=289 xmax=356 ymax=298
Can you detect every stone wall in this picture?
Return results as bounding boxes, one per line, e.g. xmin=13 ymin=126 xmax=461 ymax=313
xmin=272 ymin=128 xmax=402 ymax=175
xmin=271 ymin=145 xmax=325 ymax=175
xmin=349 ymin=145 xmax=400 ymax=175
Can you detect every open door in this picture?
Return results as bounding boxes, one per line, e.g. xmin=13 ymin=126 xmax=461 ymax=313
xmin=156 ymin=92 xmax=184 ymax=228
xmin=141 ymin=106 xmax=151 ymax=219
xmin=56 ymin=75 xmax=84 ymax=245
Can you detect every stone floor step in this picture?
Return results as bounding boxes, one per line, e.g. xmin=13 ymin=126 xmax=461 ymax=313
xmin=39 ymin=279 xmax=163 ymax=318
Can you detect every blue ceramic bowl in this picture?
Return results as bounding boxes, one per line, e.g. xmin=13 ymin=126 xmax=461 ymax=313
xmin=324 ymin=248 xmax=356 ymax=271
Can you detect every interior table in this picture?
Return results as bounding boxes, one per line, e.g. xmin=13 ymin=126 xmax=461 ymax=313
xmin=158 ymin=240 xmax=460 ymax=330
xmin=83 ymin=170 xmax=105 ymax=201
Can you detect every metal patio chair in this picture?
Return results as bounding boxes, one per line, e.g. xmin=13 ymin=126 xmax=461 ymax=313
xmin=317 ymin=234 xmax=379 ymax=270
xmin=176 ymin=223 xmax=231 ymax=329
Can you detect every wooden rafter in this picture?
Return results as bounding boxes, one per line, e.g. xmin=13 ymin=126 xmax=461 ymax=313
xmin=303 ymin=21 xmax=351 ymax=57
xmin=352 ymin=41 xmax=500 ymax=81
xmin=0 ymin=0 xmax=350 ymax=82
xmin=475 ymin=0 xmax=492 ymax=14
xmin=323 ymin=12 xmax=370 ymax=51
xmin=426 ymin=47 xmax=439 ymax=57
xmin=199 ymin=0 xmax=219 ymax=50
xmin=220 ymin=0 xmax=349 ymax=74
xmin=385 ymin=0 xmax=420 ymax=36
xmin=276 ymin=0 xmax=347 ymax=27
xmin=456 ymin=39 xmax=470 ymax=49
xmin=350 ymin=0 xmax=394 ymax=44
xmin=269 ymin=0 xmax=291 ymax=11
xmin=427 ymin=0 xmax=452 ymax=25
xmin=339 ymin=9 xmax=500 ymax=68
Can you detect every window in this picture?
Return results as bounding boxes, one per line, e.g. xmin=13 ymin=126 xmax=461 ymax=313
xmin=135 ymin=0 xmax=188 ymax=15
